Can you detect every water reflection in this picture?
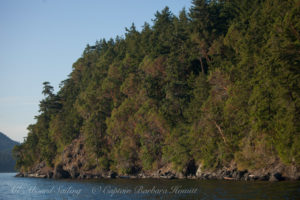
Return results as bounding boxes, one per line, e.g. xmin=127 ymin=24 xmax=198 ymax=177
xmin=1 ymin=173 xmax=299 ymax=200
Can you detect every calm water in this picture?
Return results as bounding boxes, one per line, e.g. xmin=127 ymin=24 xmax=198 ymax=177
xmin=0 ymin=173 xmax=299 ymax=200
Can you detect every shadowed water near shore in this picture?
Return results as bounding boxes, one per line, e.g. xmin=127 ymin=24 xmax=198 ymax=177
xmin=1 ymin=173 xmax=300 ymax=200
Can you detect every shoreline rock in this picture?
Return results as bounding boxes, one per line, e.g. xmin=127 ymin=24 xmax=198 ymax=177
xmin=15 ymin=167 xmax=299 ymax=181
xmin=15 ymin=137 xmax=299 ymax=182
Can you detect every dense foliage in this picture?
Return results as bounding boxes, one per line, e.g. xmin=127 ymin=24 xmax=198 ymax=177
xmin=14 ymin=0 xmax=300 ymax=174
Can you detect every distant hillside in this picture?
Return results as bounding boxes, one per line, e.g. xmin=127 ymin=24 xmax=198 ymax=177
xmin=0 ymin=132 xmax=19 ymax=172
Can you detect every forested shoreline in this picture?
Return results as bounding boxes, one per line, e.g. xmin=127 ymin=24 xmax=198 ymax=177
xmin=14 ymin=0 xmax=300 ymax=180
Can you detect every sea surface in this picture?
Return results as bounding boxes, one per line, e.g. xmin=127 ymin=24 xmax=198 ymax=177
xmin=0 ymin=173 xmax=299 ymax=200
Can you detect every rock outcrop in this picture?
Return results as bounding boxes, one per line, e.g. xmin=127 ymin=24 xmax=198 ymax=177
xmin=16 ymin=137 xmax=300 ymax=181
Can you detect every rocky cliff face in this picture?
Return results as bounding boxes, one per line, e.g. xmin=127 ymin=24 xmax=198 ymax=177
xmin=16 ymin=136 xmax=300 ymax=182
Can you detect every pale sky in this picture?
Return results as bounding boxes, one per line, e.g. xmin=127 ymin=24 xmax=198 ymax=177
xmin=0 ymin=0 xmax=192 ymax=142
